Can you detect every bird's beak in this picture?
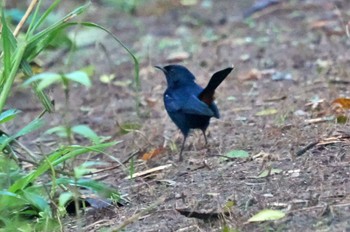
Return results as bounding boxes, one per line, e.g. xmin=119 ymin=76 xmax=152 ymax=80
xmin=154 ymin=65 xmax=167 ymax=74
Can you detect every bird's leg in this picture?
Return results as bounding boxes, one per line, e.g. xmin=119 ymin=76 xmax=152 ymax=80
xmin=179 ymin=135 xmax=187 ymax=161
xmin=201 ymin=129 xmax=208 ymax=145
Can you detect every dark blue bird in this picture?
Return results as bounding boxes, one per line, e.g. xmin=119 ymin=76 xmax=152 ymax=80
xmin=155 ymin=65 xmax=233 ymax=161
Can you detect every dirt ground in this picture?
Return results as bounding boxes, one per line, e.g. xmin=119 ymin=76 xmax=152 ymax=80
xmin=7 ymin=0 xmax=350 ymax=231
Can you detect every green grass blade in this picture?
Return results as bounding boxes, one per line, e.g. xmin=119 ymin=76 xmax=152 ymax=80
xmin=71 ymin=125 xmax=100 ymax=144
xmin=26 ymin=0 xmax=43 ymax=38
xmin=0 ymin=109 xmax=21 ymax=124
xmin=24 ymin=2 xmax=90 ymax=61
xmin=0 ymin=118 xmax=44 ymax=151
xmin=33 ymin=83 xmax=55 ymax=113
xmin=1 ymin=9 xmax=16 ymax=79
xmin=12 ymin=118 xmax=44 ymax=138
xmin=64 ymin=71 xmax=91 ymax=88
xmin=28 ymin=0 xmax=61 ymax=35
xmin=55 ymin=177 xmax=120 ymax=198
xmin=0 ymin=45 xmax=26 ymax=113
xmin=9 ymin=142 xmax=117 ymax=192
xmin=78 ymin=22 xmax=140 ymax=92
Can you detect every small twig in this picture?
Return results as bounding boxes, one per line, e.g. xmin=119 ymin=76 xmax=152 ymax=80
xmin=125 ymin=164 xmax=172 ymax=180
xmin=121 ymin=149 xmax=141 ymax=164
xmin=13 ymin=0 xmax=39 ymax=37
xmin=296 ymin=141 xmax=319 ymax=156
xmin=111 ymin=197 xmax=166 ymax=231
xmin=12 ymin=139 xmax=39 ymax=160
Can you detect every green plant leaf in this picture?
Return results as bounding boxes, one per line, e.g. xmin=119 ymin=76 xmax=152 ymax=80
xmin=255 ymin=108 xmax=278 ymax=116
xmin=248 ymin=209 xmax=286 ymax=222
xmin=24 ymin=2 xmax=90 ymax=61
xmin=0 ymin=109 xmax=21 ymax=124
xmin=37 ymin=74 xmax=62 ymax=90
xmin=13 ymin=118 xmax=44 ymax=139
xmin=64 ymin=71 xmax=91 ymax=87
xmin=22 ymin=190 xmax=50 ymax=213
xmin=0 ymin=190 xmax=21 ymax=199
xmin=0 ymin=118 xmax=44 ymax=151
xmin=222 ymin=225 xmax=239 ymax=232
xmin=72 ymin=125 xmax=100 ymax=144
xmin=119 ymin=122 xmax=141 ymax=135
xmin=74 ymin=161 xmax=106 ymax=178
xmin=45 ymin=126 xmax=67 ymax=137
xmin=9 ymin=142 xmax=118 ymax=192
xmin=27 ymin=0 xmax=61 ymax=36
xmin=23 ymin=72 xmax=61 ymax=91
xmin=2 ymin=10 xmax=13 ymax=78
xmin=55 ymin=177 xmax=120 ymax=199
xmin=81 ymin=65 xmax=95 ymax=76
xmin=225 ymin=150 xmax=249 ymax=159
xmin=59 ymin=192 xmax=73 ymax=208
xmin=256 ymin=168 xmax=283 ymax=178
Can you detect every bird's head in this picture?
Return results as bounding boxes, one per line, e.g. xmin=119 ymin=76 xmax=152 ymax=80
xmin=155 ymin=64 xmax=195 ymax=88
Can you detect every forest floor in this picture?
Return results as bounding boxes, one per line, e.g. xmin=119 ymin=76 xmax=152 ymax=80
xmin=8 ymin=0 xmax=350 ymax=231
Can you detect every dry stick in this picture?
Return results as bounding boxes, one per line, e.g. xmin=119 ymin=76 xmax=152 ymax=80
xmin=13 ymin=0 xmax=39 ymax=37
xmin=296 ymin=141 xmax=319 ymax=156
xmin=111 ymin=197 xmax=166 ymax=232
xmin=12 ymin=139 xmax=39 ymax=160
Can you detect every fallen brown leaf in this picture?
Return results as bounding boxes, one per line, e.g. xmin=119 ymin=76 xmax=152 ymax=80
xmin=141 ymin=147 xmax=165 ymax=160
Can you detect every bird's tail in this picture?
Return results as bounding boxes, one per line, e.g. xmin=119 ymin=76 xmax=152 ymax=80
xmin=199 ymin=67 xmax=234 ymax=105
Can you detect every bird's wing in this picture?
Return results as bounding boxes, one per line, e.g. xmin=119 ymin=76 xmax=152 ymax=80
xmin=164 ymin=93 xmax=214 ymax=116
xmin=181 ymin=94 xmax=215 ymax=116
xmin=164 ymin=93 xmax=182 ymax=112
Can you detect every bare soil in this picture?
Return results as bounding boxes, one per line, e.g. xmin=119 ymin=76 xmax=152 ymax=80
xmin=7 ymin=0 xmax=350 ymax=231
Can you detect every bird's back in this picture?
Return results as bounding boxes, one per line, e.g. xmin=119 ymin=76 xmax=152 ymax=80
xmin=164 ymin=82 xmax=219 ymax=135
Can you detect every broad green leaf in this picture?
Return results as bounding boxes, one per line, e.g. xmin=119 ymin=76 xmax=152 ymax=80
xmin=59 ymin=192 xmax=73 ymax=207
xmin=64 ymin=71 xmax=91 ymax=87
xmin=0 ymin=109 xmax=21 ymax=124
xmin=248 ymin=209 xmax=285 ymax=222
xmin=22 ymin=190 xmax=50 ymax=213
xmin=45 ymin=126 xmax=67 ymax=137
xmin=225 ymin=150 xmax=249 ymax=159
xmin=72 ymin=125 xmax=100 ymax=144
xmin=256 ymin=168 xmax=283 ymax=178
xmin=255 ymin=108 xmax=278 ymax=116
xmin=74 ymin=161 xmax=106 ymax=178
xmin=22 ymin=72 xmax=61 ymax=87
xmin=37 ymin=74 xmax=62 ymax=90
